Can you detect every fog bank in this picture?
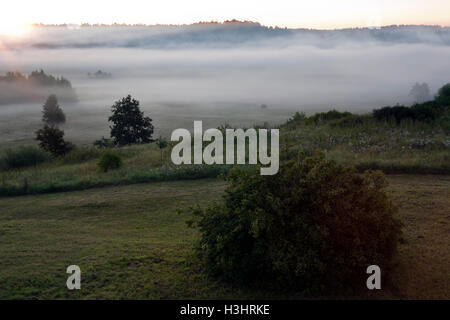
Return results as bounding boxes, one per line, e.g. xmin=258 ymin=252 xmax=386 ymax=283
xmin=1 ymin=25 xmax=449 ymax=143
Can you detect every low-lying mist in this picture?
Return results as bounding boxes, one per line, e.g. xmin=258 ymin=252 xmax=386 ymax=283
xmin=1 ymin=24 xmax=450 ymax=143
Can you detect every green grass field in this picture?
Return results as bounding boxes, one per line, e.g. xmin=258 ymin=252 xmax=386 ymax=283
xmin=0 ymin=105 xmax=449 ymax=299
xmin=0 ymin=175 xmax=448 ymax=299
xmin=1 ymin=113 xmax=449 ymax=197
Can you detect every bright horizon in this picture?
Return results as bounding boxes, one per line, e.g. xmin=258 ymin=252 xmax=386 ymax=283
xmin=1 ymin=0 xmax=450 ymax=35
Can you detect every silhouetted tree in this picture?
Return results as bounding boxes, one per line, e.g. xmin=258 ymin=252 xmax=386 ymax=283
xmin=35 ymin=125 xmax=72 ymax=156
xmin=42 ymin=95 xmax=66 ymax=125
xmin=109 ymin=95 xmax=154 ymax=146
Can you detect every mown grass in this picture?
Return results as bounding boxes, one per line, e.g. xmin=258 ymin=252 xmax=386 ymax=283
xmin=0 ymin=176 xmax=448 ymax=299
xmin=0 ymin=179 xmax=269 ymax=299
xmin=383 ymin=175 xmax=450 ymax=299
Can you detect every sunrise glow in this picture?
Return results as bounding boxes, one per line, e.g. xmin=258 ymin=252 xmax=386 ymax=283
xmin=0 ymin=20 xmax=31 ymax=37
xmin=0 ymin=0 xmax=449 ymax=30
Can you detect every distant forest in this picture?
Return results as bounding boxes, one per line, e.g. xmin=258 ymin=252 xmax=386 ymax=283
xmin=3 ymin=22 xmax=450 ymax=49
xmin=0 ymin=70 xmax=77 ymax=105
xmin=0 ymin=70 xmax=72 ymax=88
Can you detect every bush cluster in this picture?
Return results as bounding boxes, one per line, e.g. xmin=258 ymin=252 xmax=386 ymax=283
xmin=329 ymin=114 xmax=372 ymax=128
xmin=306 ymin=110 xmax=352 ymax=125
xmin=98 ymin=152 xmax=123 ymax=172
xmin=188 ymin=153 xmax=402 ymax=293
xmin=93 ymin=137 xmax=114 ymax=148
xmin=373 ymin=83 xmax=450 ymax=124
xmin=0 ymin=146 xmax=51 ymax=170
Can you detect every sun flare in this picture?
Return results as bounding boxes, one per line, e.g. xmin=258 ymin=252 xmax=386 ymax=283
xmin=0 ymin=21 xmax=31 ymax=37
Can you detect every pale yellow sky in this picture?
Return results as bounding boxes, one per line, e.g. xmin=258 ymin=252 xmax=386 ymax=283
xmin=1 ymin=0 xmax=449 ymax=35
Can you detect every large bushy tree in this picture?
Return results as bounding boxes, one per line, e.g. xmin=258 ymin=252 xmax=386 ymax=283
xmin=42 ymin=94 xmax=66 ymax=126
xmin=188 ymin=152 xmax=402 ymax=293
xmin=109 ymin=95 xmax=154 ymax=146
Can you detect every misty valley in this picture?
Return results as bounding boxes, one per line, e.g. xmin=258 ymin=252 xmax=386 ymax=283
xmin=1 ymin=23 xmax=450 ymax=144
xmin=0 ymin=22 xmax=449 ymax=301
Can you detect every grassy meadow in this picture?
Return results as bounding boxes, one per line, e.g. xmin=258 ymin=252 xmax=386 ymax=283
xmin=0 ymin=175 xmax=448 ymax=299
xmin=282 ymin=114 xmax=449 ymax=174
xmin=1 ymin=112 xmax=449 ymax=197
xmin=0 ymin=143 xmax=235 ymax=196
xmin=0 ymin=105 xmax=449 ymax=299
xmin=1 ymin=22 xmax=450 ymax=301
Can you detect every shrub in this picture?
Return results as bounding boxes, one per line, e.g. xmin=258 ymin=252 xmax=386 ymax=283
xmin=93 ymin=137 xmax=114 ymax=148
xmin=98 ymin=152 xmax=123 ymax=172
xmin=35 ymin=125 xmax=73 ymax=156
xmin=287 ymin=111 xmax=306 ymax=124
xmin=0 ymin=146 xmax=51 ymax=170
xmin=373 ymin=105 xmax=414 ymax=124
xmin=373 ymin=84 xmax=450 ymax=125
xmin=156 ymin=136 xmax=169 ymax=162
xmin=188 ymin=152 xmax=402 ymax=293
xmin=373 ymin=103 xmax=448 ymax=124
xmin=329 ymin=114 xmax=372 ymax=128
xmin=437 ymin=83 xmax=450 ymax=99
xmin=306 ymin=110 xmax=352 ymax=125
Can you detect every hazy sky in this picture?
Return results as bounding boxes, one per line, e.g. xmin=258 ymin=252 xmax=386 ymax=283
xmin=1 ymin=0 xmax=449 ymax=34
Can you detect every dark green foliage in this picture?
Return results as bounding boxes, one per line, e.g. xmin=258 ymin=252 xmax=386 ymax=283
xmin=373 ymin=103 xmax=447 ymax=124
xmin=42 ymin=95 xmax=66 ymax=125
xmin=188 ymin=153 xmax=402 ymax=293
xmin=35 ymin=125 xmax=73 ymax=156
xmin=98 ymin=152 xmax=123 ymax=172
xmin=437 ymin=83 xmax=450 ymax=99
xmin=373 ymin=105 xmax=415 ymax=124
xmin=411 ymin=101 xmax=445 ymax=122
xmin=0 ymin=146 xmax=51 ymax=170
xmin=287 ymin=111 xmax=306 ymax=124
xmin=373 ymin=84 xmax=450 ymax=124
xmin=156 ymin=136 xmax=169 ymax=162
xmin=306 ymin=110 xmax=353 ymax=125
xmin=156 ymin=137 xmax=168 ymax=150
xmin=109 ymin=95 xmax=154 ymax=146
xmin=329 ymin=114 xmax=372 ymax=128
xmin=93 ymin=137 xmax=114 ymax=148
